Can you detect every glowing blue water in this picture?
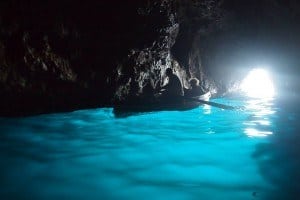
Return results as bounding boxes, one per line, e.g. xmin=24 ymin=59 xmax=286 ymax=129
xmin=0 ymin=98 xmax=299 ymax=200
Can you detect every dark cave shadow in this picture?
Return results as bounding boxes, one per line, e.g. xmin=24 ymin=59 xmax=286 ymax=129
xmin=252 ymin=102 xmax=300 ymax=200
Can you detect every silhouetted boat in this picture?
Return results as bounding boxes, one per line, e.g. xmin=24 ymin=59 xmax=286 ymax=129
xmin=113 ymin=92 xmax=211 ymax=117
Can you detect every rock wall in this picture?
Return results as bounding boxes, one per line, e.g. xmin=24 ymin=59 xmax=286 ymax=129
xmin=0 ymin=0 xmax=227 ymax=116
xmin=3 ymin=0 xmax=300 ymax=116
xmin=112 ymin=0 xmax=225 ymax=104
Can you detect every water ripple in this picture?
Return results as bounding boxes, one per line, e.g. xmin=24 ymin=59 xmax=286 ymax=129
xmin=0 ymin=98 xmax=283 ymax=200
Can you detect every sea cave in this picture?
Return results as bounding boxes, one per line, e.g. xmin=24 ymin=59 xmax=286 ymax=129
xmin=1 ymin=1 xmax=300 ymax=199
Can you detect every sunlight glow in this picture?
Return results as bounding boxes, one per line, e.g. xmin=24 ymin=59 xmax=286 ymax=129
xmin=240 ymin=68 xmax=275 ymax=98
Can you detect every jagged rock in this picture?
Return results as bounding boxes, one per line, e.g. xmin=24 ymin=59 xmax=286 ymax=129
xmin=0 ymin=0 xmax=221 ymax=116
xmin=1 ymin=0 xmax=299 ymax=116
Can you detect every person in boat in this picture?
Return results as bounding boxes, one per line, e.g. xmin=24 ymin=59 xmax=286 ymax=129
xmin=157 ymin=68 xmax=183 ymax=101
xmin=184 ymin=77 xmax=205 ymax=98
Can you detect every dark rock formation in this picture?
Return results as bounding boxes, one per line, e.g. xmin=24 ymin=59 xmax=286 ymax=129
xmin=0 ymin=0 xmax=222 ymax=116
xmin=110 ymin=0 xmax=226 ymax=104
xmin=1 ymin=0 xmax=300 ymax=116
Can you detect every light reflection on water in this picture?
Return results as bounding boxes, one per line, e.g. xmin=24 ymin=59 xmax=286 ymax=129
xmin=203 ymin=104 xmax=212 ymax=115
xmin=243 ymin=98 xmax=276 ymax=137
xmin=0 ymin=97 xmax=289 ymax=200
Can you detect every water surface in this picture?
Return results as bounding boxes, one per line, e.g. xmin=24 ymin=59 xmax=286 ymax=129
xmin=0 ymin=97 xmax=299 ymax=200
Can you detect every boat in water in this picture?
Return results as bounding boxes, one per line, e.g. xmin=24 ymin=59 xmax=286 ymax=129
xmin=113 ymin=92 xmax=211 ymax=117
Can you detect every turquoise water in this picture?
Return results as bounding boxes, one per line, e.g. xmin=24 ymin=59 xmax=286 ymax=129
xmin=0 ymin=97 xmax=299 ymax=200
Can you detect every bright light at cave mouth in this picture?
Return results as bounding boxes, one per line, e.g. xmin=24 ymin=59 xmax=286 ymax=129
xmin=240 ymin=68 xmax=275 ymax=98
